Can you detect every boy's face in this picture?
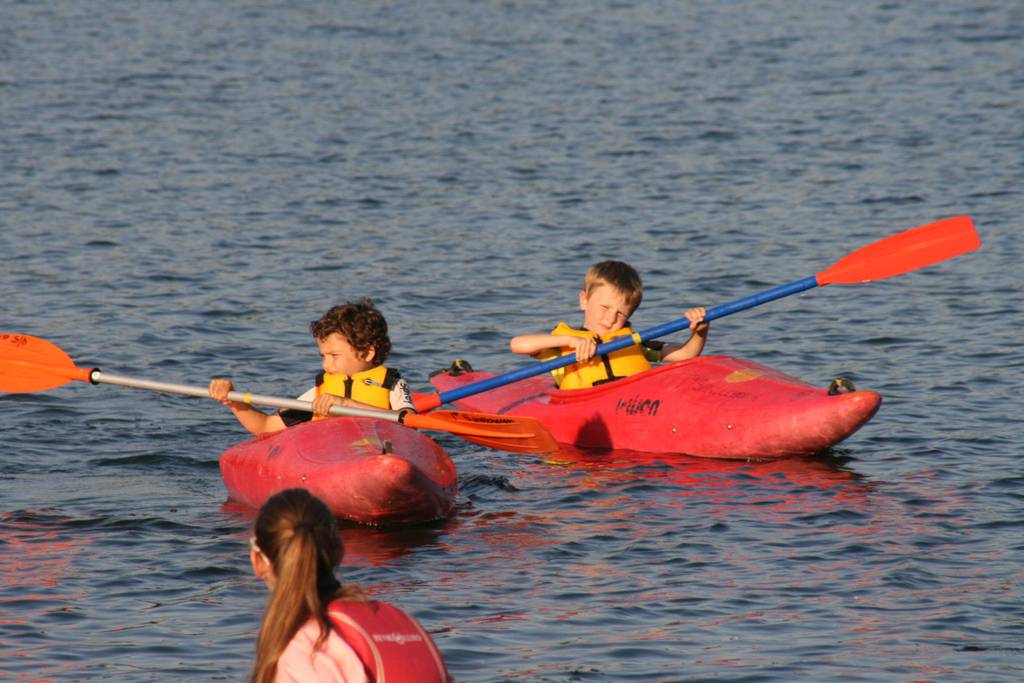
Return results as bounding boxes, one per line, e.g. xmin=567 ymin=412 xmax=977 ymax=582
xmin=579 ymin=284 xmax=634 ymax=336
xmin=317 ymin=332 xmax=375 ymax=376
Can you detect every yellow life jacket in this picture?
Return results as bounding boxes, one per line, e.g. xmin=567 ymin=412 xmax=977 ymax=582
xmin=538 ymin=322 xmax=653 ymax=390
xmin=314 ymin=365 xmax=398 ymax=416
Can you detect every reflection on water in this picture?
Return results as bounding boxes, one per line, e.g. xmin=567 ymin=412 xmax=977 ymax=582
xmin=0 ymin=512 xmax=90 ymax=680
xmin=435 ymin=445 xmax=879 ymax=596
xmin=0 ymin=513 xmax=89 ymax=596
xmin=526 ymin=444 xmax=873 ymax=515
xmin=430 ymin=444 xmax=1018 ymax=681
xmin=544 ymin=444 xmax=865 ymax=487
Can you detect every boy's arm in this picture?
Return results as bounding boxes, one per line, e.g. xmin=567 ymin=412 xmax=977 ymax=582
xmin=659 ymin=330 xmax=708 ymax=362
xmin=659 ymin=307 xmax=710 ymax=363
xmin=511 ymin=334 xmax=598 ymax=362
xmin=510 ymin=333 xmax=563 ymax=355
xmin=208 ymin=378 xmax=287 ymax=435
xmin=229 ymin=404 xmax=288 ymax=435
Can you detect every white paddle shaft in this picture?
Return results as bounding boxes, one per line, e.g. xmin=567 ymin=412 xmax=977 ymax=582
xmin=90 ymin=371 xmax=403 ymax=422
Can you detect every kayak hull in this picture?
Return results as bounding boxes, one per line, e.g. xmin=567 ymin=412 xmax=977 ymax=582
xmin=219 ymin=417 xmax=458 ymax=525
xmin=431 ymin=355 xmax=881 ymax=460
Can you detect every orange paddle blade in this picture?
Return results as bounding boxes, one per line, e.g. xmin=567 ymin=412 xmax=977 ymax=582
xmin=404 ymin=410 xmax=559 ymax=454
xmin=0 ymin=334 xmax=93 ymax=392
xmin=817 ymin=215 xmax=980 ymax=286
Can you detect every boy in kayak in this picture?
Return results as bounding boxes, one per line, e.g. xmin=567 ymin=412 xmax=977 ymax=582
xmin=510 ymin=260 xmax=709 ymax=389
xmin=209 ymin=298 xmax=415 ymax=434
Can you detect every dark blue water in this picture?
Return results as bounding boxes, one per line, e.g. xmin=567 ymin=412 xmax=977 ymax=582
xmin=2 ymin=1 xmax=1021 ymax=680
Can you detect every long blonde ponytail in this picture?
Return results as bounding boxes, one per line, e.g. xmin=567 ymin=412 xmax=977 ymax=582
xmin=249 ymin=489 xmax=361 ymax=683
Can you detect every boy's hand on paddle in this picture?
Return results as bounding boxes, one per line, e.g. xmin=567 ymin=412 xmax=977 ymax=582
xmin=312 ymin=393 xmax=343 ymax=418
xmin=209 ymin=378 xmax=235 ymax=406
xmin=685 ymin=307 xmax=709 ymax=336
xmin=561 ymin=335 xmax=597 ymax=362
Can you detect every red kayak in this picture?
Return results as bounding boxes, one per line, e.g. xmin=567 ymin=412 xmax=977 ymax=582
xmin=431 ymin=356 xmax=881 ymax=460
xmin=219 ymin=417 xmax=458 ymax=525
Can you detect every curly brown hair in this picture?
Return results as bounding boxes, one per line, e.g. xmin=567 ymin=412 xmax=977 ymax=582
xmin=309 ymin=299 xmax=392 ymax=365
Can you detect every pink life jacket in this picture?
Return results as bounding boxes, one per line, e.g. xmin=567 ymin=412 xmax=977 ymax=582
xmin=327 ymin=600 xmax=452 ymax=683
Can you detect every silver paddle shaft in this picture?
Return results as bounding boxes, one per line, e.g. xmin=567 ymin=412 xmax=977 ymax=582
xmin=90 ymin=370 xmax=403 ymax=422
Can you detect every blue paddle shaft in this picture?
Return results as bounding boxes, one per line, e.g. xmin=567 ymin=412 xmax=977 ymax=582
xmin=437 ymin=275 xmax=821 ymax=405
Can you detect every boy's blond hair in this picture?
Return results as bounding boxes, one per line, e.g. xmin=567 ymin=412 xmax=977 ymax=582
xmin=583 ymin=261 xmax=643 ymax=312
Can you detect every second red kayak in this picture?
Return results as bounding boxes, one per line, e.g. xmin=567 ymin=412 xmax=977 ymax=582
xmin=431 ymin=355 xmax=881 ymax=460
xmin=219 ymin=417 xmax=458 ymax=526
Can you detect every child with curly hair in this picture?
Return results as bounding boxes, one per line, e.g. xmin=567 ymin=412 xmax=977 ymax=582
xmin=210 ymin=299 xmax=414 ymax=434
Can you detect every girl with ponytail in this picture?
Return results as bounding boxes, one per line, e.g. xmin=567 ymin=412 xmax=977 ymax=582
xmin=249 ymin=488 xmax=367 ymax=683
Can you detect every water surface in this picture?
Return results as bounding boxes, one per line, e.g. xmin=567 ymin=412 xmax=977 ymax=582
xmin=1 ymin=1 xmax=1022 ymax=680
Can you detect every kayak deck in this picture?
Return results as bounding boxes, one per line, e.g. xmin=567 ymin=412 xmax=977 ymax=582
xmin=431 ymin=355 xmax=881 ymax=460
xmin=219 ymin=417 xmax=458 ymax=525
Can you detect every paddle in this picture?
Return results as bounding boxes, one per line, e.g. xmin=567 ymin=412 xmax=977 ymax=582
xmin=0 ymin=334 xmax=558 ymax=454
xmin=414 ymin=215 xmax=981 ymax=411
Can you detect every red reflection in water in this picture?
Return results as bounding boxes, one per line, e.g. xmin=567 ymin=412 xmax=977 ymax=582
xmin=546 ymin=444 xmax=863 ymax=489
xmin=516 ymin=445 xmax=874 ymax=525
xmin=0 ymin=513 xmax=88 ymax=615
xmin=0 ymin=512 xmax=89 ymax=682
xmin=424 ymin=445 xmax=878 ymax=610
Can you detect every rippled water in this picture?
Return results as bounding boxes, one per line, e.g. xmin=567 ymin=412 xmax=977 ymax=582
xmin=2 ymin=1 xmax=1022 ymax=681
